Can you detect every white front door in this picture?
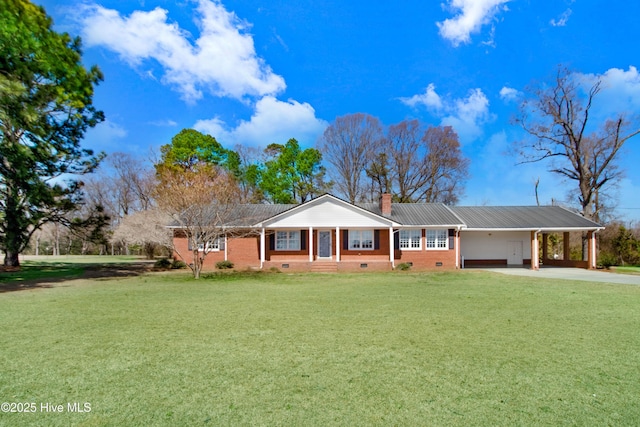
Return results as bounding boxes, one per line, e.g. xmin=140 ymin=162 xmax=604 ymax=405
xmin=318 ymin=231 xmax=332 ymax=259
xmin=507 ymin=241 xmax=523 ymax=265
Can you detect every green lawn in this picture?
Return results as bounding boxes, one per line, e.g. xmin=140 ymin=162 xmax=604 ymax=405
xmin=1 ymin=266 xmax=639 ymax=426
xmin=612 ymin=265 xmax=640 ymax=275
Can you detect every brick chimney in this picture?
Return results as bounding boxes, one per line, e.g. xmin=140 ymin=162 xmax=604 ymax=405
xmin=379 ymin=193 xmax=392 ymax=216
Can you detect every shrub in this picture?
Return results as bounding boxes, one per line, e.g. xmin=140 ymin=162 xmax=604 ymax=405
xmin=216 ymin=260 xmax=234 ymax=269
xmin=598 ymin=252 xmax=618 ymax=269
xmin=396 ymin=263 xmax=412 ymax=271
xmin=172 ymin=260 xmax=187 ymax=269
xmin=154 ymin=258 xmax=173 ymax=269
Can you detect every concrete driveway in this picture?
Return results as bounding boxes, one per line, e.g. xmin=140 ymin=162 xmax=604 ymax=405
xmin=479 ymin=266 xmax=640 ymax=286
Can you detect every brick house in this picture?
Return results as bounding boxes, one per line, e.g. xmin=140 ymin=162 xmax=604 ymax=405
xmin=171 ymin=194 xmax=603 ymax=272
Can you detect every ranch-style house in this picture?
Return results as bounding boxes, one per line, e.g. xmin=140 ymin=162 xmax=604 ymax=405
xmin=171 ymin=194 xmax=603 ymax=272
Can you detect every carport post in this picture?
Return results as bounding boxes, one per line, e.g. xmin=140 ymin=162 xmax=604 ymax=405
xmin=588 ymin=230 xmax=597 ymax=269
xmin=530 ymin=230 xmax=541 ymax=270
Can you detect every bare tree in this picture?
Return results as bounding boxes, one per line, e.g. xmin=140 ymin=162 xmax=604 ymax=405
xmin=515 ymin=67 xmax=640 ymax=223
xmin=317 ymin=113 xmax=384 ymax=203
xmin=420 ymin=125 xmax=470 ymax=204
xmin=366 ymin=121 xmax=469 ymax=204
xmin=153 ymin=164 xmax=242 ymax=279
xmin=111 ymin=209 xmax=173 ymax=259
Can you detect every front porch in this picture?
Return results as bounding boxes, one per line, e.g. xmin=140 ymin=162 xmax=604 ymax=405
xmin=260 ymin=227 xmax=397 ymax=270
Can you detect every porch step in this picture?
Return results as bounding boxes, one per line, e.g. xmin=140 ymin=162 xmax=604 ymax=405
xmin=311 ymin=262 xmax=338 ymax=273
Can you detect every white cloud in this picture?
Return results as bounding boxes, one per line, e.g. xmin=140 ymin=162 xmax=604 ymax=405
xmin=499 ymin=86 xmax=520 ymax=101
xmin=398 ymin=83 xmax=443 ymax=110
xmin=77 ymin=0 xmax=285 ymax=102
xmin=437 ymin=0 xmax=511 ymax=47
xmin=400 ymin=85 xmax=493 ymax=143
xmin=148 ymin=119 xmax=178 ymax=127
xmin=550 ymin=8 xmax=572 ymax=27
xmin=194 ymin=96 xmax=328 ymax=147
xmin=574 ymin=66 xmax=640 ymax=119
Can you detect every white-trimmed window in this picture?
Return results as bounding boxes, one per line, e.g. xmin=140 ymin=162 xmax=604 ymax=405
xmin=426 ymin=229 xmax=448 ymax=249
xmin=276 ymin=231 xmax=300 ymax=250
xmin=197 ymin=237 xmax=222 ymax=252
xmin=349 ymin=230 xmax=374 ymax=250
xmin=399 ymin=229 xmax=422 ymax=250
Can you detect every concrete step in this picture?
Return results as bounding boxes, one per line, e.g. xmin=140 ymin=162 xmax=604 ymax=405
xmin=311 ymin=262 xmax=338 ymax=272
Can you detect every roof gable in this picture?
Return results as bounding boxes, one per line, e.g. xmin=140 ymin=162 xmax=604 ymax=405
xmin=259 ymin=194 xmax=396 ymax=228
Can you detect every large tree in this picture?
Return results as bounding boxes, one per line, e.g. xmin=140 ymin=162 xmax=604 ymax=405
xmin=0 ymin=0 xmax=104 ymax=267
xmin=515 ymin=67 xmax=640 ymax=223
xmin=373 ymin=120 xmax=469 ymax=203
xmin=317 ymin=113 xmax=384 ymax=203
xmin=259 ymin=138 xmax=330 ymax=203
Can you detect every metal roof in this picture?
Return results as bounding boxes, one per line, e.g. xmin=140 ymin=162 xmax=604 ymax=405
xmin=168 ymin=196 xmax=602 ymax=231
xmin=225 ymin=204 xmax=298 ymax=227
xmin=449 ymin=205 xmax=602 ymax=230
xmin=359 ymin=202 xmax=464 ymax=227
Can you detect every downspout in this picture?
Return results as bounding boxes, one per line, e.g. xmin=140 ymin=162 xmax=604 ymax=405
xmin=591 ymin=228 xmax=601 ymax=269
xmin=260 ymin=227 xmax=265 ymax=269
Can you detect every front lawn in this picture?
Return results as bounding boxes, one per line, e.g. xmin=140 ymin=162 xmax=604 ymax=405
xmin=1 ymin=269 xmax=639 ymax=426
xmin=611 ymin=265 xmax=640 ymax=275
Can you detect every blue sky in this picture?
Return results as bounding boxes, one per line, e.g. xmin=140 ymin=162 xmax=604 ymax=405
xmin=36 ymin=0 xmax=640 ymax=221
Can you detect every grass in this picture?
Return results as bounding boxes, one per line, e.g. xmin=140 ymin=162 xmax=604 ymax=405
xmin=1 ymin=263 xmax=640 ymax=426
xmin=0 ymin=255 xmax=149 ymax=286
xmin=611 ymin=265 xmax=640 ymax=275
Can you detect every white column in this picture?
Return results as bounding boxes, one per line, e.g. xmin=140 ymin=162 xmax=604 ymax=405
xmin=260 ymin=228 xmax=265 ymax=269
xmin=336 ymin=226 xmax=340 ymax=262
xmin=389 ymin=227 xmax=395 ymax=268
xmin=590 ymin=230 xmax=597 ymax=269
xmin=455 ymin=229 xmax=460 ymax=269
xmin=224 ymin=234 xmax=228 ymax=261
xmin=308 ymin=226 xmax=314 ymax=262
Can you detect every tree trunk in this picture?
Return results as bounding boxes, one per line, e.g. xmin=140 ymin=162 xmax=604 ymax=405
xmin=4 ymin=195 xmax=22 ymax=267
xmin=3 ymin=251 xmax=20 ymax=268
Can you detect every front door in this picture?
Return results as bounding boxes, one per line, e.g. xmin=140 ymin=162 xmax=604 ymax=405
xmin=318 ymin=231 xmax=332 ymax=258
xmin=507 ymin=241 xmax=523 ymax=265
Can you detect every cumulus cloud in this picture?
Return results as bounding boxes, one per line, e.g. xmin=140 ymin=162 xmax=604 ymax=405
xmin=194 ymin=96 xmax=328 ymax=147
xmin=499 ymin=86 xmax=520 ymax=102
xmin=398 ymin=83 xmax=443 ymax=110
xmin=400 ymin=85 xmax=493 ymax=143
xmin=574 ymin=66 xmax=640 ymax=119
xmin=437 ymin=0 xmax=511 ymax=47
xmin=550 ymin=8 xmax=572 ymax=27
xmin=76 ymin=0 xmax=285 ymax=102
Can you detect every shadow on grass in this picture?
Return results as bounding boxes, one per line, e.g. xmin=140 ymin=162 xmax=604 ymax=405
xmin=0 ymin=261 xmax=156 ymax=293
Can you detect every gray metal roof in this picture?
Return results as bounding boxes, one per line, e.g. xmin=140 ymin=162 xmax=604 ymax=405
xmin=449 ymin=205 xmax=602 ymax=230
xmin=225 ymin=204 xmax=298 ymax=227
xmin=359 ymin=202 xmax=464 ymax=226
xmin=169 ymin=195 xmax=602 ymax=231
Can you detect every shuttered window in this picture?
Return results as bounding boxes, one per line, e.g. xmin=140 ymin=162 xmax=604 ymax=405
xmin=348 ymin=230 xmax=374 ymax=250
xmin=276 ymin=231 xmax=300 ymax=250
xmin=426 ymin=229 xmax=448 ymax=249
xmin=399 ymin=229 xmax=422 ymax=250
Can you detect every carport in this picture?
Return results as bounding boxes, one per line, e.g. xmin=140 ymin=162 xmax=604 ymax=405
xmin=450 ymin=206 xmax=604 ymax=270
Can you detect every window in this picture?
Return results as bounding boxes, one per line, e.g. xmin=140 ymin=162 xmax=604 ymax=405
xmin=197 ymin=237 xmax=221 ymax=252
xmin=426 ymin=229 xmax=448 ymax=249
xmin=399 ymin=229 xmax=422 ymax=249
xmin=349 ymin=230 xmax=374 ymax=250
xmin=276 ymin=231 xmax=300 ymax=250
xmin=191 ymin=234 xmax=222 ymax=252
